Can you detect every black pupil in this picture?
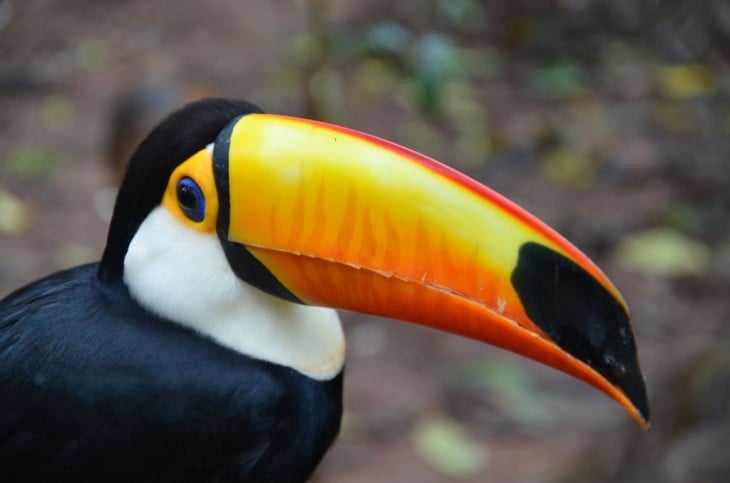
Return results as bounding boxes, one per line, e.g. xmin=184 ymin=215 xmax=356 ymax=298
xmin=177 ymin=184 xmax=197 ymax=211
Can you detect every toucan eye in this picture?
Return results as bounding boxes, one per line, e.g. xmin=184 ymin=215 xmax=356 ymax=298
xmin=176 ymin=177 xmax=205 ymax=222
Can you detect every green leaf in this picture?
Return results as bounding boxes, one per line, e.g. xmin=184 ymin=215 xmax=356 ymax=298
xmin=411 ymin=415 xmax=486 ymax=479
xmin=364 ymin=21 xmax=410 ymax=55
xmin=6 ymin=146 xmax=60 ymax=179
xmin=437 ymin=0 xmax=488 ymax=32
xmin=614 ymin=228 xmax=711 ymax=276
xmin=530 ymin=60 xmax=588 ymax=99
xmin=414 ymin=34 xmax=463 ymax=111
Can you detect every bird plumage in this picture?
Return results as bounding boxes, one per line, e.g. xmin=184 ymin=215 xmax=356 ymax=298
xmin=0 ymin=264 xmax=342 ymax=482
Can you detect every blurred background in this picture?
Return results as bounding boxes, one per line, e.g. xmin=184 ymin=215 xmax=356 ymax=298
xmin=1 ymin=0 xmax=728 ymax=481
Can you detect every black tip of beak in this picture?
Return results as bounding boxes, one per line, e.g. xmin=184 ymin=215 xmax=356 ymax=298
xmin=512 ymin=242 xmax=650 ymax=424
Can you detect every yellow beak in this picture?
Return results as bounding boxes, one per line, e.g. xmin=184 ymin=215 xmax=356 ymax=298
xmin=214 ymin=113 xmax=649 ymax=428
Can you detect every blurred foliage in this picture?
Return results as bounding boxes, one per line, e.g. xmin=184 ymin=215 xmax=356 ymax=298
xmin=290 ymin=32 xmax=327 ymax=68
xmin=457 ymin=360 xmax=555 ymax=426
xmin=614 ymin=228 xmax=711 ymax=277
xmin=529 ymin=60 xmax=589 ymax=100
xmin=5 ymin=146 xmax=61 ymax=179
xmin=41 ymin=95 xmax=75 ymax=131
xmin=411 ymin=415 xmax=485 ymax=479
xmin=358 ymin=22 xmax=467 ymax=112
xmin=0 ymin=188 xmax=28 ymax=235
xmin=543 ymin=148 xmax=596 ymax=188
xmin=657 ymin=64 xmax=717 ymax=99
xmin=287 ymin=0 xmax=729 ymax=208
xmin=362 ymin=21 xmax=410 ymax=56
xmin=75 ymin=39 xmax=109 ymax=71
xmin=413 ymin=34 xmax=465 ymax=111
xmin=436 ymin=0 xmax=488 ymax=33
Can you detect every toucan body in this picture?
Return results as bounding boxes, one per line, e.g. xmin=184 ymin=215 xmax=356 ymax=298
xmin=0 ymin=265 xmax=341 ymax=482
xmin=0 ymin=99 xmax=648 ymax=482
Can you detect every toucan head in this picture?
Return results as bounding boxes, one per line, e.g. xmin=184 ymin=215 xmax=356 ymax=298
xmin=99 ymin=98 xmax=649 ymax=428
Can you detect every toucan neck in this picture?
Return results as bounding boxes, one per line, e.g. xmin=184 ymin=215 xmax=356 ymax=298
xmin=121 ymin=207 xmax=347 ymax=380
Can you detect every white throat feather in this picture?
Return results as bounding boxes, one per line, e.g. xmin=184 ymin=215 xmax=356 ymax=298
xmin=123 ymin=207 xmax=345 ymax=380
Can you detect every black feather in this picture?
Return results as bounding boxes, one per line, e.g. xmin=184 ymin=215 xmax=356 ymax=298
xmin=0 ymin=265 xmax=342 ymax=482
xmin=99 ymin=98 xmax=263 ymax=282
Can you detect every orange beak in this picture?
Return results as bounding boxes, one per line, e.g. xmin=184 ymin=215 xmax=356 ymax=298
xmin=213 ymin=113 xmax=649 ymax=428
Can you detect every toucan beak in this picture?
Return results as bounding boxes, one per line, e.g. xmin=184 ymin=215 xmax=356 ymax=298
xmin=213 ymin=113 xmax=650 ymax=429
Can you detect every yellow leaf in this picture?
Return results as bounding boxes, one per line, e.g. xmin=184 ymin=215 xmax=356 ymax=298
xmin=657 ymin=64 xmax=716 ymax=99
xmin=0 ymin=189 xmax=29 ymax=235
xmin=543 ymin=149 xmax=595 ymax=187
xmin=411 ymin=415 xmax=486 ymax=478
xmin=614 ymin=228 xmax=710 ymax=276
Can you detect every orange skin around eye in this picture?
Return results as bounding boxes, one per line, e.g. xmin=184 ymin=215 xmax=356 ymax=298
xmin=162 ymin=148 xmax=219 ymax=234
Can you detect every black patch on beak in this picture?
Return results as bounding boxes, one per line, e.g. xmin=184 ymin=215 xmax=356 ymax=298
xmin=511 ymin=242 xmax=649 ymax=422
xmin=214 ymin=115 xmax=303 ymax=305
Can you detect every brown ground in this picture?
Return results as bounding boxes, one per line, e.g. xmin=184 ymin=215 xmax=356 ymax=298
xmin=1 ymin=1 xmax=729 ymax=481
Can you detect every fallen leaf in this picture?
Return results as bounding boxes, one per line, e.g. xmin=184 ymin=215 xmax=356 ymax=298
xmin=657 ymin=64 xmax=716 ymax=99
xmin=614 ymin=228 xmax=711 ymax=276
xmin=41 ymin=95 xmax=75 ymax=131
xmin=7 ymin=146 xmax=60 ymax=179
xmin=411 ymin=415 xmax=486 ymax=479
xmin=543 ymin=148 xmax=596 ymax=187
xmin=530 ymin=60 xmax=588 ymax=99
xmin=0 ymin=188 xmax=29 ymax=235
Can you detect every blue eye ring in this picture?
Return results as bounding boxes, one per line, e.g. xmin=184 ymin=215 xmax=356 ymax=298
xmin=176 ymin=177 xmax=206 ymax=222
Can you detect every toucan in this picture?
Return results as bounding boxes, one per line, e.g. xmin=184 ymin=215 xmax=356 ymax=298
xmin=0 ymin=99 xmax=649 ymax=482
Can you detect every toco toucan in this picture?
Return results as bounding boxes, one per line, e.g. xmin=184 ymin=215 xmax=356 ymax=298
xmin=0 ymin=99 xmax=648 ymax=482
